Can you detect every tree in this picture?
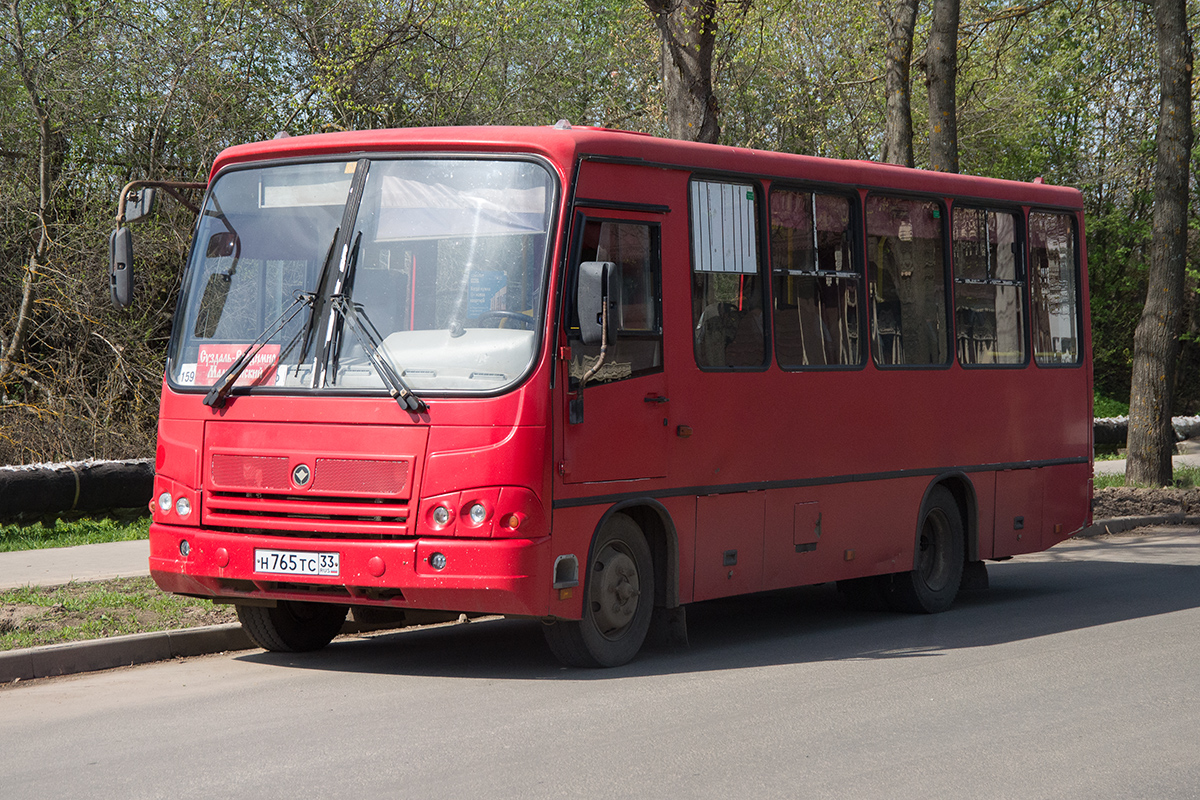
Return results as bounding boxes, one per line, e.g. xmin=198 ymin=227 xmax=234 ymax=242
xmin=925 ymin=0 xmax=958 ymax=172
xmin=644 ymin=0 xmax=722 ymax=142
xmin=880 ymin=0 xmax=918 ymax=165
xmin=1126 ymin=0 xmax=1193 ymax=486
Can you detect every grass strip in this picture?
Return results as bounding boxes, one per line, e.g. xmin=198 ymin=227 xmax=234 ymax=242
xmin=0 ymin=515 xmax=149 ymax=553
xmin=1095 ymin=465 xmax=1200 ymax=491
xmin=0 ymin=577 xmax=235 ymax=651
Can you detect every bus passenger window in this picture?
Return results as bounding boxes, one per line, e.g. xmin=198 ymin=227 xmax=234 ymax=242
xmin=866 ymin=196 xmax=949 ymax=366
xmin=1029 ymin=212 xmax=1080 ymax=365
xmin=689 ymin=179 xmax=766 ymax=369
xmin=952 ymin=208 xmax=1026 ymax=365
xmin=569 ymin=219 xmax=662 ymax=385
xmin=769 ymin=189 xmax=861 ymax=367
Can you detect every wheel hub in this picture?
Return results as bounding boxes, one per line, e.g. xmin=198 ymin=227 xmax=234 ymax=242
xmin=591 ymin=545 xmax=641 ymax=638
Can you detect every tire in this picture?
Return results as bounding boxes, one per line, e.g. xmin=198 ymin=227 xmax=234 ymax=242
xmin=236 ymin=601 xmax=348 ymax=652
xmin=886 ymin=486 xmax=965 ymax=614
xmin=543 ymin=513 xmax=654 ymax=668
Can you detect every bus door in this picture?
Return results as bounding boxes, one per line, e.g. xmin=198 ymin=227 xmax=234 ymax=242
xmin=560 ymin=210 xmax=668 ymax=484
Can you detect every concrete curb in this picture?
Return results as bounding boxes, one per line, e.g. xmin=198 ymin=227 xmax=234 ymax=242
xmin=4 ymin=517 xmax=1198 ymax=685
xmin=1075 ymin=515 xmax=1200 ymax=538
xmin=0 ymin=623 xmax=254 ymax=684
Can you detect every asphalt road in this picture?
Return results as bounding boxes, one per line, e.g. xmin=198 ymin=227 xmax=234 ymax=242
xmin=3 ymin=529 xmax=1199 ymax=799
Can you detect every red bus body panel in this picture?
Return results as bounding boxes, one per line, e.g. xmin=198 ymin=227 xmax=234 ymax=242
xmin=149 ymin=125 xmax=1092 ymax=623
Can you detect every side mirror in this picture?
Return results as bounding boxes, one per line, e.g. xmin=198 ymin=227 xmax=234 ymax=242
xmin=109 ymin=227 xmax=133 ymax=307
xmin=577 ymin=261 xmax=616 ymax=346
xmin=123 ymin=187 xmax=157 ymax=223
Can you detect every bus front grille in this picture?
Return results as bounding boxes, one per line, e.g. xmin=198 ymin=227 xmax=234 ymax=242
xmin=203 ymin=491 xmax=410 ymax=538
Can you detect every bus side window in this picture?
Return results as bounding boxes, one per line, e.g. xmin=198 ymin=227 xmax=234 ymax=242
xmin=866 ymin=195 xmax=950 ymax=366
xmin=769 ymin=189 xmax=861 ymax=367
xmin=568 ymin=219 xmax=663 ymax=385
xmin=1029 ymin=211 xmax=1080 ymax=365
xmin=689 ymin=179 xmax=766 ymax=369
xmin=952 ymin=208 xmax=1026 ymax=365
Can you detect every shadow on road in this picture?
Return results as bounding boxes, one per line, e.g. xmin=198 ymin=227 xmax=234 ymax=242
xmin=234 ymin=533 xmax=1200 ymax=681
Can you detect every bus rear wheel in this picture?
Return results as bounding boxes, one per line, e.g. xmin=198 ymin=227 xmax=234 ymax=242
xmin=543 ymin=513 xmax=654 ymax=668
xmin=237 ymin=600 xmax=347 ymax=652
xmin=886 ymin=486 xmax=964 ymax=614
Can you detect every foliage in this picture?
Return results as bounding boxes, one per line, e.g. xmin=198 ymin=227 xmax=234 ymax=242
xmin=1094 ymin=391 xmax=1130 ymax=418
xmin=0 ymin=0 xmax=1194 ymax=463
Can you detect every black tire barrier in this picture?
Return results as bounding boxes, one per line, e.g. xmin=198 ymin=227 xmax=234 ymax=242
xmin=0 ymin=459 xmax=153 ymax=516
xmin=1094 ymin=416 xmax=1200 ymax=448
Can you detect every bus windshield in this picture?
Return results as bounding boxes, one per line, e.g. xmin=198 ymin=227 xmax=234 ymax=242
xmin=169 ymin=157 xmax=556 ymax=396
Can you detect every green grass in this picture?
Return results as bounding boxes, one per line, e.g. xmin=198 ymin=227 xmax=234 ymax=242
xmin=0 ymin=515 xmax=149 ymax=553
xmin=1094 ymin=392 xmax=1130 ymax=418
xmin=1094 ymin=465 xmax=1200 ymax=490
xmin=0 ymin=577 xmax=235 ymax=651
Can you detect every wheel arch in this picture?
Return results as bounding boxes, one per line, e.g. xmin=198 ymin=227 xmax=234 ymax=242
xmin=917 ymin=472 xmax=978 ymax=565
xmin=591 ymin=498 xmax=680 ymax=610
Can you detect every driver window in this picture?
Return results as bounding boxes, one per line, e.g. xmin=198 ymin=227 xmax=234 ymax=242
xmin=568 ymin=218 xmax=663 ymax=385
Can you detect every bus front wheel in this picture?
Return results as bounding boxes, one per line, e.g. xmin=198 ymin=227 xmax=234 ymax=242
xmin=886 ymin=486 xmax=964 ymax=614
xmin=543 ymin=514 xmax=654 ymax=668
xmin=237 ymin=600 xmax=347 ymax=652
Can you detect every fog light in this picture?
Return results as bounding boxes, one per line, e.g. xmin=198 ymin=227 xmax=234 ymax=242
xmin=175 ymin=497 xmax=191 ymax=518
xmin=430 ymin=552 xmax=447 ymax=570
xmin=432 ymin=506 xmax=450 ymax=526
xmin=157 ymin=492 xmax=172 ymax=514
xmin=467 ymin=503 xmax=487 ymax=525
xmin=179 ymin=539 xmax=190 ymax=557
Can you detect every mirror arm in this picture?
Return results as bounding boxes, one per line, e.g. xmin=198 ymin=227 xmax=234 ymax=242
xmin=578 ymin=301 xmax=609 ymax=392
xmin=569 ymin=302 xmax=610 ymax=424
xmin=116 ymin=179 xmax=206 ymax=225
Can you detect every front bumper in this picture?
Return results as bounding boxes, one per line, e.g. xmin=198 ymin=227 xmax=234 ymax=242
xmin=149 ymin=522 xmax=552 ymax=617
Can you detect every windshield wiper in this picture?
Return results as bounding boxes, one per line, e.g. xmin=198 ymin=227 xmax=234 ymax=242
xmin=203 ymin=290 xmax=315 ymax=409
xmin=296 ymin=226 xmax=341 ymax=374
xmin=329 ymin=294 xmax=427 ymax=413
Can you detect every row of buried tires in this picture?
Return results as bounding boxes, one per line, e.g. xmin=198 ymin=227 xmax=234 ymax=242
xmin=0 ymin=459 xmax=153 ymax=517
xmin=240 ymin=485 xmax=975 ymax=668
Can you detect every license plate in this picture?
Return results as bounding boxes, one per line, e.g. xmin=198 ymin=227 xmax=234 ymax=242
xmin=254 ymin=549 xmax=340 ymax=577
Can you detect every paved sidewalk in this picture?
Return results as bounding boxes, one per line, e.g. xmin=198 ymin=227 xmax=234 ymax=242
xmin=1094 ymin=452 xmax=1200 ymax=477
xmin=0 ymin=539 xmax=150 ymax=590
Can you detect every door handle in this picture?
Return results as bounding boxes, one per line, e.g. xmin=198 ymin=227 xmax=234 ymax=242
xmin=644 ymin=394 xmax=669 ymax=404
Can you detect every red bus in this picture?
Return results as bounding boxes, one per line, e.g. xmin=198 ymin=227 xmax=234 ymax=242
xmin=112 ymin=124 xmax=1092 ymax=667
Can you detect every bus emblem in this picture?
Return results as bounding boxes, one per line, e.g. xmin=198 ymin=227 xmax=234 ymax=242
xmin=292 ymin=464 xmax=311 ymax=487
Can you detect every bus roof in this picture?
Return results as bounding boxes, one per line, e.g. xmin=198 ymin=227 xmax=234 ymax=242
xmin=210 ymin=125 xmax=1084 ymax=211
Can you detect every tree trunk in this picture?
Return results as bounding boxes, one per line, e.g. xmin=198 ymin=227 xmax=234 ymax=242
xmin=1126 ymin=0 xmax=1193 ymax=487
xmin=881 ymin=0 xmax=919 ymax=166
xmin=644 ymin=0 xmax=720 ymax=144
xmin=1 ymin=0 xmax=49 ymax=383
xmin=926 ymin=0 xmax=959 ymax=172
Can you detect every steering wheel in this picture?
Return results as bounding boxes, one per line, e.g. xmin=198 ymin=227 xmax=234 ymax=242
xmin=474 ymin=311 xmax=534 ymax=329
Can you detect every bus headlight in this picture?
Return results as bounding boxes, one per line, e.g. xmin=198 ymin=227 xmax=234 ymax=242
xmin=175 ymin=497 xmax=192 ymax=518
xmin=158 ymin=492 xmax=173 ymax=514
